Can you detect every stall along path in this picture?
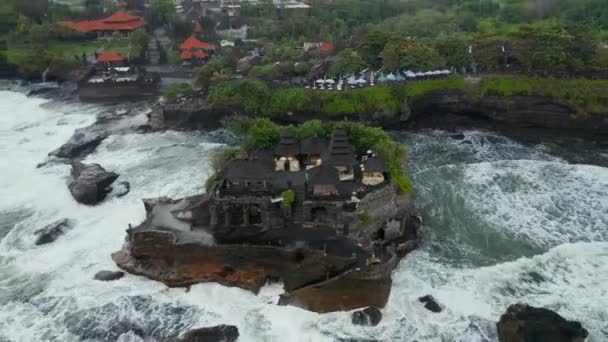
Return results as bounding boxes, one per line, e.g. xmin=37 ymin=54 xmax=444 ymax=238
xmin=0 ymin=86 xmax=606 ymax=341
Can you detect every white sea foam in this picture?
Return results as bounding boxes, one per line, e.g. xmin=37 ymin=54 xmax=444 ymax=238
xmin=0 ymin=91 xmax=607 ymax=341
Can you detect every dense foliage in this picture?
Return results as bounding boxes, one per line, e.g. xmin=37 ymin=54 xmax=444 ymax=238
xmin=163 ymin=83 xmax=193 ymax=101
xmin=478 ymin=77 xmax=608 ymax=114
xmin=226 ymin=117 xmax=414 ymax=194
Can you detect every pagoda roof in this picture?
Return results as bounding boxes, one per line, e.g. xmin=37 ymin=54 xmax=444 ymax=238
xmin=180 ymin=50 xmax=208 ymax=60
xmin=274 ymin=130 xmax=299 ymax=156
xmin=300 ymin=136 xmax=328 ymax=155
xmin=328 ymin=129 xmax=357 ymax=166
xmin=180 ymin=36 xmax=216 ymax=51
xmin=96 ymin=52 xmax=125 ymax=63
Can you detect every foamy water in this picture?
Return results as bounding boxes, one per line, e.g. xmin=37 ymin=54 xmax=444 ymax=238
xmin=0 ymin=89 xmax=607 ymax=341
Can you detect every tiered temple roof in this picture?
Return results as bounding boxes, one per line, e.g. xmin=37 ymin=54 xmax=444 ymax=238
xmin=274 ymin=130 xmax=300 ymax=157
xmin=327 ymin=129 xmax=357 ymax=166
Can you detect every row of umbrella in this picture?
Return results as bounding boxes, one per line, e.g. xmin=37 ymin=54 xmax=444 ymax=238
xmin=306 ymin=69 xmax=453 ymax=90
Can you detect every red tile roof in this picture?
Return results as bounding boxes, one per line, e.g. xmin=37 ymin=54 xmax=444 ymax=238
xmin=181 ymin=50 xmax=208 ymax=60
xmin=319 ymin=42 xmax=334 ymax=53
xmin=180 ymin=36 xmax=216 ymax=51
xmin=60 ymin=12 xmax=146 ymax=32
xmin=96 ymin=52 xmax=125 ymax=63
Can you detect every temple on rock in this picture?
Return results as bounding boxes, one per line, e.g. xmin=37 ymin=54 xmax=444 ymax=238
xmin=205 ymin=129 xmax=389 ymax=235
xmin=113 ymin=127 xmax=422 ymax=313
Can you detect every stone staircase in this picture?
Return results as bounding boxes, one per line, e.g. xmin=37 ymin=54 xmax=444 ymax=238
xmin=147 ymin=39 xmax=161 ymax=65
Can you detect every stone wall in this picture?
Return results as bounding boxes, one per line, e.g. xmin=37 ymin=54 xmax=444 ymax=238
xmin=344 ymin=185 xmax=414 ymax=245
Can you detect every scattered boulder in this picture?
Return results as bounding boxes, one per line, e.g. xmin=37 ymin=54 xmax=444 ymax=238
xmin=181 ymin=325 xmax=239 ymax=342
xmin=68 ymin=162 xmax=119 ymax=205
xmin=497 ymin=304 xmax=588 ymax=342
xmin=352 ymin=307 xmax=383 ymax=326
xmin=419 ymin=295 xmax=442 ymax=313
xmin=94 ymin=270 xmax=125 ymax=281
xmin=34 ymin=218 xmax=73 ymax=245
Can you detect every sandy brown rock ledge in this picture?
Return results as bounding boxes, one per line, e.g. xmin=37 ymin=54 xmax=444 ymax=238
xmin=113 ymin=188 xmax=421 ymax=313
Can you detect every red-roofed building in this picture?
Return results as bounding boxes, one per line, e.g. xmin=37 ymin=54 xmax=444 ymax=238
xmin=318 ymin=42 xmax=335 ymax=54
xmin=180 ymin=36 xmax=216 ymax=51
xmin=181 ymin=50 xmax=208 ymax=61
xmin=179 ymin=35 xmax=215 ymax=64
xmin=96 ymin=52 xmax=126 ymax=64
xmin=60 ymin=12 xmax=146 ymax=39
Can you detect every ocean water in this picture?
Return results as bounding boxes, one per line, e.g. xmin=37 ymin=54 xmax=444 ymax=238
xmin=0 ymin=87 xmax=606 ymax=342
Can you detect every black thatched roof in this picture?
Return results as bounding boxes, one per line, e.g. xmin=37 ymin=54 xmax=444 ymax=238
xmin=250 ymin=149 xmax=274 ymax=163
xmin=274 ymin=130 xmax=299 ymax=156
xmin=307 ymin=165 xmax=339 ymax=186
xmin=219 ymin=159 xmax=273 ymax=181
xmin=271 ymin=172 xmax=307 ymax=194
xmin=363 ymin=157 xmax=387 ymax=173
xmin=300 ymin=136 xmax=329 ymax=155
xmin=328 ymin=129 xmax=357 ymax=166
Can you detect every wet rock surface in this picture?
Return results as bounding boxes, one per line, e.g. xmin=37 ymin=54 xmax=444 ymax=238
xmin=49 ymin=103 xmax=150 ymax=160
xmin=34 ymin=218 xmax=73 ymax=245
xmin=418 ymin=295 xmax=442 ymax=313
xmin=352 ymin=307 xmax=382 ymax=326
xmin=68 ymin=162 xmax=118 ymax=205
xmin=181 ymin=324 xmax=240 ymax=342
xmin=94 ymin=270 xmax=125 ymax=281
xmin=114 ymin=192 xmax=421 ymax=313
xmin=497 ymin=304 xmax=589 ymax=342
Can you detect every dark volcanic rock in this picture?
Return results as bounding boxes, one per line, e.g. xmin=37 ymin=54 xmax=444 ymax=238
xmin=34 ymin=218 xmax=73 ymax=245
xmin=352 ymin=307 xmax=382 ymax=326
xmin=497 ymin=304 xmax=588 ymax=342
xmin=68 ymin=162 xmax=119 ymax=205
xmin=419 ymin=295 xmax=442 ymax=313
xmin=50 ymin=127 xmax=109 ymax=160
xmin=94 ymin=270 xmax=125 ymax=281
xmin=181 ymin=325 xmax=239 ymax=342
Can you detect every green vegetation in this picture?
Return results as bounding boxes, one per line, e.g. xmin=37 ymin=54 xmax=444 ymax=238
xmin=204 ymin=174 xmax=219 ymax=192
xmin=226 ymin=118 xmax=414 ymax=194
xmin=209 ymin=79 xmax=271 ymax=115
xmin=478 ymin=77 xmax=608 ymax=114
xmin=211 ymin=147 xmax=247 ymax=172
xmin=394 ymin=76 xmax=467 ymax=98
xmin=209 ymin=75 xmax=608 ymax=118
xmin=281 ymin=189 xmax=296 ymax=208
xmin=211 ymin=76 xmax=471 ymax=119
xmin=149 ymin=0 xmax=176 ymax=28
xmin=163 ymin=83 xmax=193 ymax=101
xmin=359 ymin=211 xmax=371 ymax=225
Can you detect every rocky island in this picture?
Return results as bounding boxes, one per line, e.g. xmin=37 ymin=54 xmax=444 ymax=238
xmin=113 ymin=121 xmax=421 ymax=312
